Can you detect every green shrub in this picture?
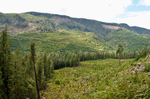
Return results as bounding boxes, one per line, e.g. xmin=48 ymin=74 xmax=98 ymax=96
xmin=55 ymin=79 xmax=60 ymax=85
xmin=135 ymin=48 xmax=148 ymax=61
xmin=131 ymin=63 xmax=136 ymax=66
xmin=144 ymin=64 xmax=150 ymax=72
xmin=64 ymin=94 xmax=69 ymax=99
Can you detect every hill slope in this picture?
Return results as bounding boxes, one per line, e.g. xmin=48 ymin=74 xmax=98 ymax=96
xmin=1 ymin=12 xmax=150 ymax=53
xmin=10 ymin=30 xmax=115 ymax=54
xmin=42 ymin=59 xmax=150 ymax=98
xmin=1 ymin=12 xmax=150 ymax=36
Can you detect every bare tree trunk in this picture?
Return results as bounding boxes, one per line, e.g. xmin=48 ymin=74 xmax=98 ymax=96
xmin=33 ymin=62 xmax=40 ymax=99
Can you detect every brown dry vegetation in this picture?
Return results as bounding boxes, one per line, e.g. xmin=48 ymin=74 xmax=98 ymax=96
xmin=102 ymin=24 xmax=120 ymax=30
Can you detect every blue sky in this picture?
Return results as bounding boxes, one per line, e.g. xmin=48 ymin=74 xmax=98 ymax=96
xmin=127 ymin=1 xmax=150 ymax=12
xmin=114 ymin=0 xmax=150 ymax=29
xmin=0 ymin=0 xmax=150 ymax=29
xmin=116 ymin=0 xmax=150 ymax=18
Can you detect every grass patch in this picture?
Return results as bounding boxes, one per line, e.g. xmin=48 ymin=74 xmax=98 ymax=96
xmin=42 ymin=59 xmax=150 ymax=98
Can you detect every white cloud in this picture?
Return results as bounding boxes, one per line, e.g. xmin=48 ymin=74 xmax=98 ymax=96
xmin=115 ymin=10 xmax=150 ymax=29
xmin=138 ymin=0 xmax=150 ymax=6
xmin=0 ymin=0 xmax=132 ymax=22
xmin=53 ymin=0 xmax=132 ymax=22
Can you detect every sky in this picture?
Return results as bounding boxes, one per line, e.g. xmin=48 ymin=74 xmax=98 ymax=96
xmin=0 ymin=0 xmax=150 ymax=29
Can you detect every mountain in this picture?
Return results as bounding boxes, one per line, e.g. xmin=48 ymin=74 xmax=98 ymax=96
xmin=1 ymin=12 xmax=150 ymax=36
xmin=1 ymin=12 xmax=150 ymax=53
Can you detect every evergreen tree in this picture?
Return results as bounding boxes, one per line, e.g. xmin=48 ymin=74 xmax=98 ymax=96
xmin=21 ymin=52 xmax=37 ymax=99
xmin=0 ymin=29 xmax=4 ymax=99
xmin=43 ymin=52 xmax=47 ymax=78
xmin=51 ymin=60 xmax=54 ymax=73
xmin=77 ymin=51 xmax=80 ymax=65
xmin=0 ymin=26 xmax=12 ymax=98
xmin=10 ymin=48 xmax=27 ymax=99
xmin=37 ymin=57 xmax=43 ymax=90
xmin=26 ymin=54 xmax=34 ymax=77
xmin=30 ymin=39 xmax=40 ymax=99
xmin=47 ymin=54 xmax=51 ymax=78
xmin=64 ymin=51 xmax=69 ymax=67
xmin=116 ymin=43 xmax=124 ymax=66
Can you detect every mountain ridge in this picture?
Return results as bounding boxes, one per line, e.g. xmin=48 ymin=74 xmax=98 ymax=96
xmin=0 ymin=11 xmax=150 ymax=36
xmin=1 ymin=11 xmax=150 ymax=53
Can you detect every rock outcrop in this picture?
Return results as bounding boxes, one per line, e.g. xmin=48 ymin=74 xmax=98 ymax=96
xmin=127 ymin=65 xmax=145 ymax=73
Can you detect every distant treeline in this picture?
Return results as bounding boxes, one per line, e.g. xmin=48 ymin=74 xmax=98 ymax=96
xmin=50 ymin=49 xmax=138 ymax=70
xmin=49 ymin=46 xmax=150 ymax=70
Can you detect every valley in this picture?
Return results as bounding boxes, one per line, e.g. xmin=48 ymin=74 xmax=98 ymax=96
xmin=42 ymin=59 xmax=150 ymax=99
xmin=0 ymin=12 xmax=150 ymax=99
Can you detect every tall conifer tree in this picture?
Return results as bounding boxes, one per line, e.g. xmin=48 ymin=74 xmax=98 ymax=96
xmin=0 ymin=26 xmax=12 ymax=98
xmin=37 ymin=57 xmax=43 ymax=89
xmin=43 ymin=52 xmax=47 ymax=78
xmin=116 ymin=43 xmax=124 ymax=66
xmin=10 ymin=48 xmax=27 ymax=99
xmin=30 ymin=39 xmax=40 ymax=99
xmin=47 ymin=54 xmax=51 ymax=78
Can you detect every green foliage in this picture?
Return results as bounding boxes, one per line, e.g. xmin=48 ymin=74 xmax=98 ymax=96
xmin=43 ymin=52 xmax=48 ymax=77
xmin=47 ymin=54 xmax=52 ymax=78
xmin=116 ymin=43 xmax=123 ymax=54
xmin=0 ymin=26 xmax=12 ymax=98
xmin=36 ymin=19 xmax=56 ymax=33
xmin=10 ymin=48 xmax=27 ymax=99
xmin=1 ymin=13 xmax=150 ymax=99
xmin=0 ymin=27 xmax=55 ymax=99
xmin=1 ymin=12 xmax=150 ymax=54
xmin=43 ymin=59 xmax=150 ymax=99
xmin=30 ymin=39 xmax=36 ymax=63
xmin=108 ymin=29 xmax=150 ymax=51
xmin=30 ymin=39 xmax=40 ymax=99
xmin=10 ymin=31 xmax=116 ymax=54
xmin=144 ymin=64 xmax=150 ymax=72
xmin=0 ymin=30 xmax=3 ymax=89
xmin=55 ymin=79 xmax=60 ymax=85
xmin=0 ymin=13 xmax=27 ymax=28
xmin=10 ymin=28 xmax=150 ymax=55
xmin=135 ymin=47 xmax=150 ymax=61
xmin=116 ymin=43 xmax=124 ymax=66
xmin=36 ymin=57 xmax=43 ymax=89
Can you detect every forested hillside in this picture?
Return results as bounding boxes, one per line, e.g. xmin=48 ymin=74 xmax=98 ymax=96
xmin=0 ymin=11 xmax=150 ymax=54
